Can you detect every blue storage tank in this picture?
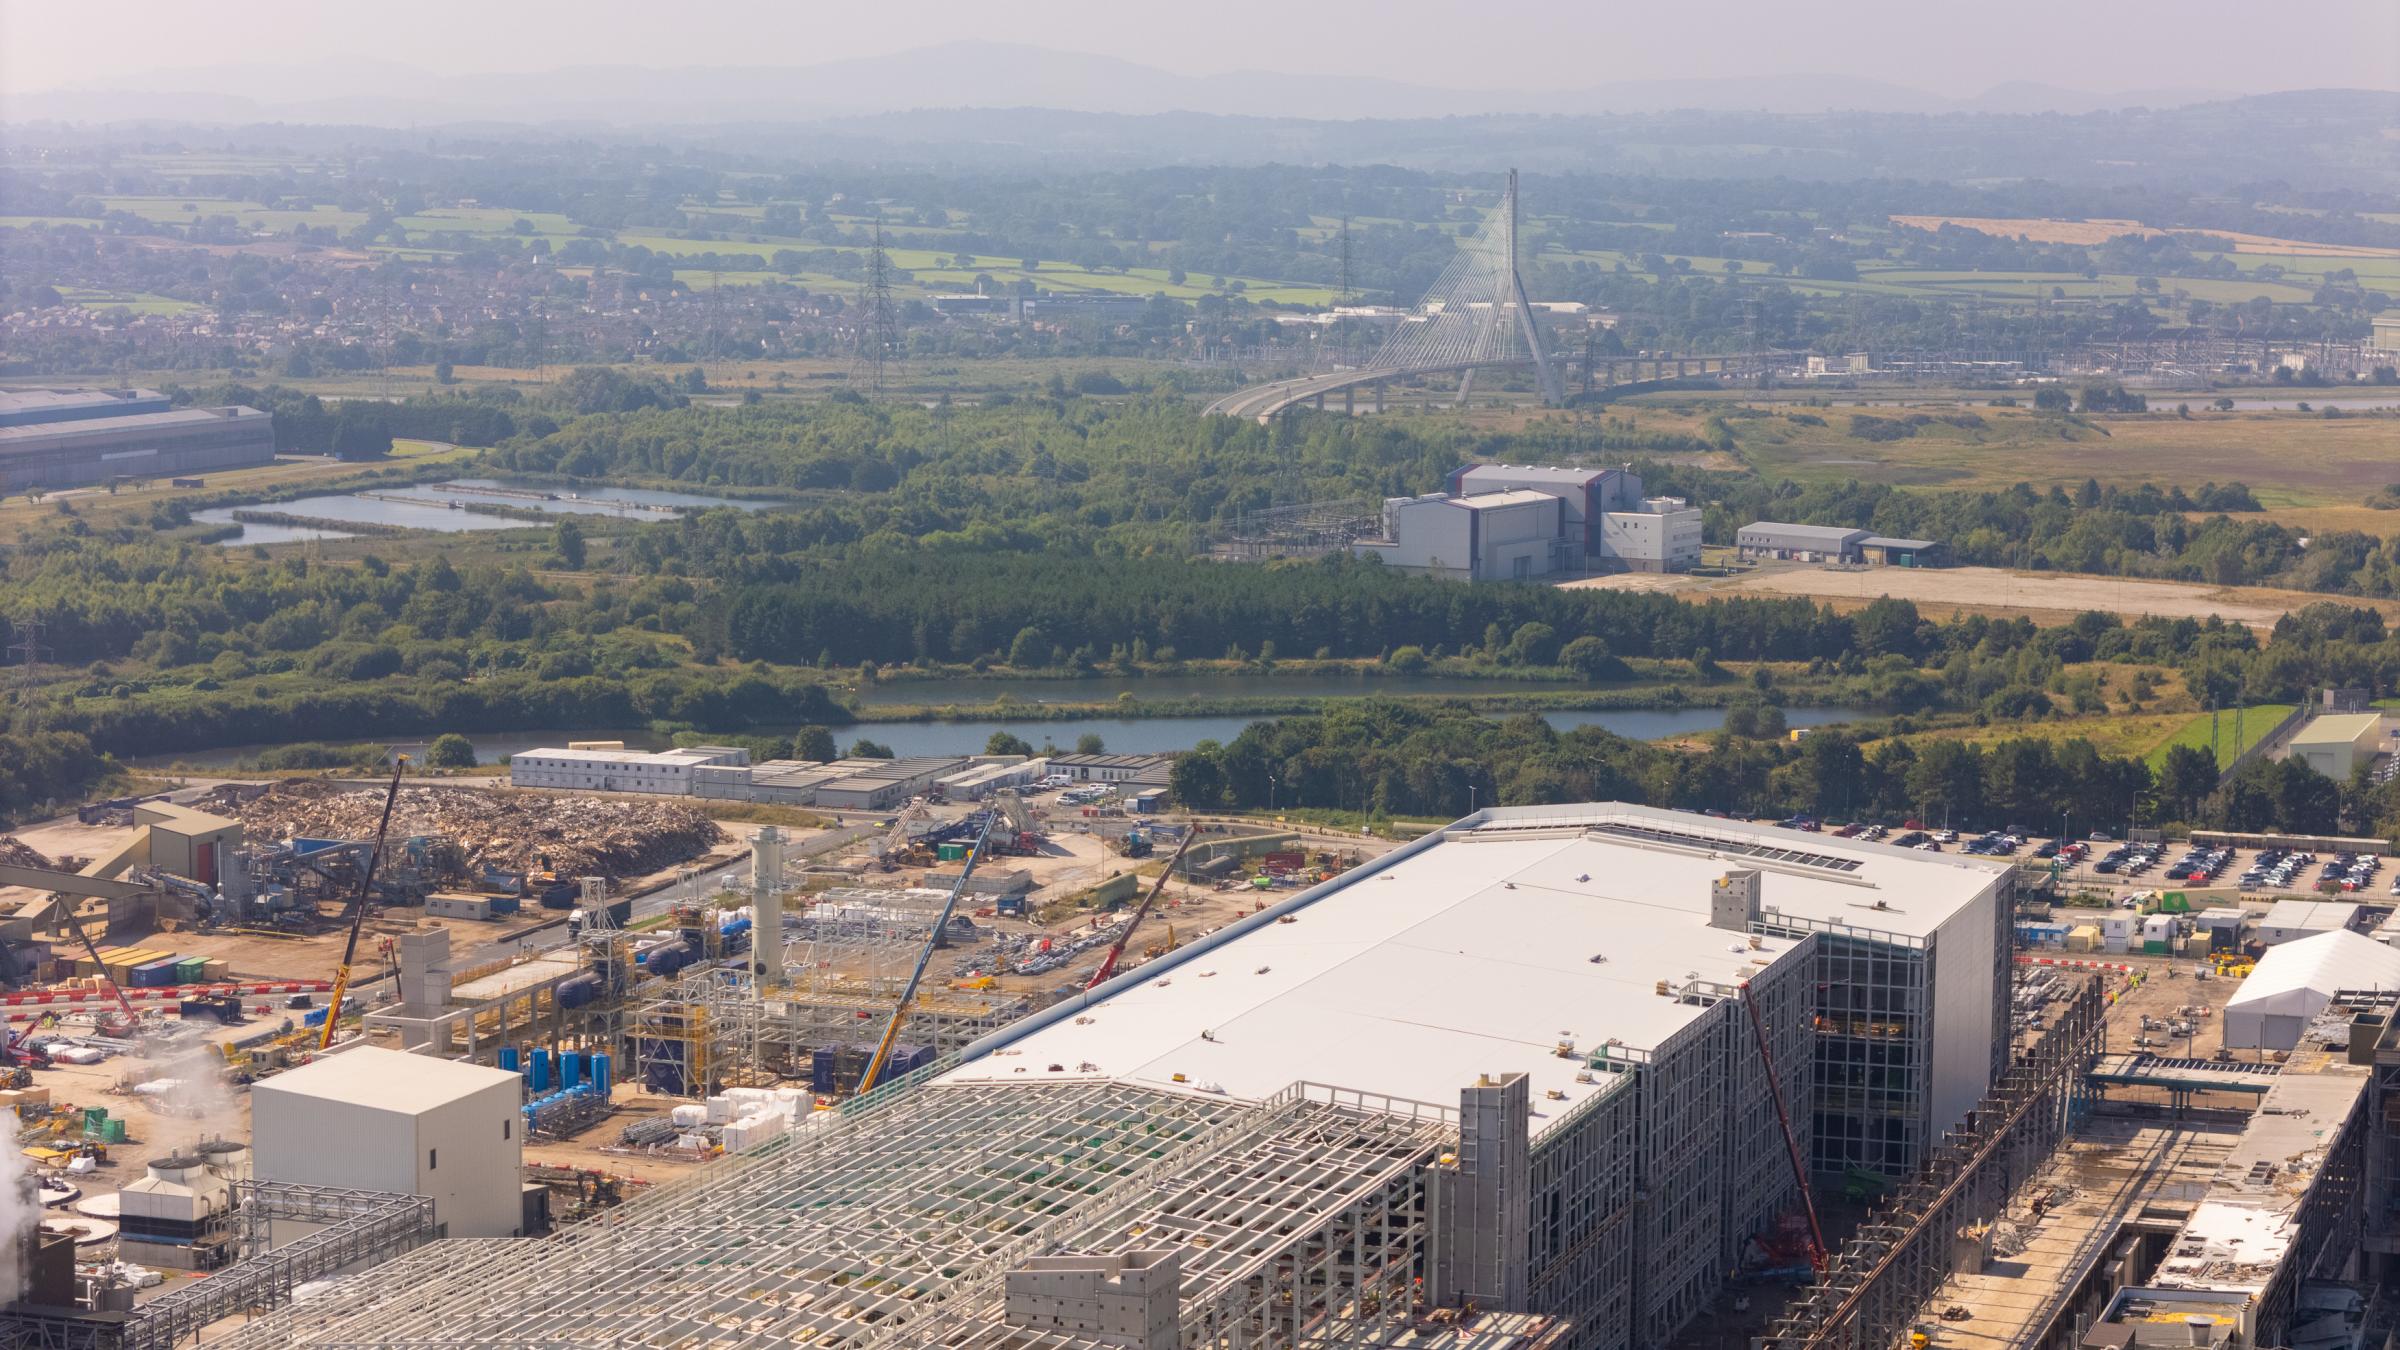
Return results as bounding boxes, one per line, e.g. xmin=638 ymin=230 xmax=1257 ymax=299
xmin=642 ymin=939 xmax=696 ymax=979
xmin=555 ymin=973 xmax=603 ymax=1010
xmin=498 ymin=1046 xmax=519 ymax=1073
xmin=592 ymin=1052 xmax=612 ymax=1099
xmin=529 ymin=1049 xmax=551 ymax=1093
xmin=560 ymin=1053 xmax=582 ymax=1091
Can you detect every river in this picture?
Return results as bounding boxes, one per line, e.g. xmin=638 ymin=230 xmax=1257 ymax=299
xmin=853 ymin=671 xmax=1589 ymax=706
xmin=134 ymin=705 xmax=1873 ymax=770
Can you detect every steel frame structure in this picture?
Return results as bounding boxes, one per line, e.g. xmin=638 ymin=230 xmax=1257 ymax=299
xmin=0 ymin=1183 xmax=434 ymax=1350
xmin=626 ymin=959 xmax=1021 ymax=1097
xmin=1760 ymin=974 xmax=2107 ymax=1350
xmin=210 ymin=1080 xmax=1451 ymax=1350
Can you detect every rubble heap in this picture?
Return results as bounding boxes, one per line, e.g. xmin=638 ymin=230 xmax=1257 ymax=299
xmin=0 ymin=837 xmax=60 ymax=871
xmin=206 ymin=781 xmax=727 ymax=878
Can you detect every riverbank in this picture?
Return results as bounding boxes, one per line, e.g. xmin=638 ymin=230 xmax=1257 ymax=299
xmin=129 ymin=704 xmax=1880 ymax=772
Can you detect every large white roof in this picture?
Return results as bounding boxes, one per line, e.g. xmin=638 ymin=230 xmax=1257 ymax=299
xmin=943 ymin=804 xmax=2008 ymax=1137
xmin=253 ymin=1045 xmax=517 ymax=1115
xmin=2225 ymin=929 xmax=2400 ymax=1012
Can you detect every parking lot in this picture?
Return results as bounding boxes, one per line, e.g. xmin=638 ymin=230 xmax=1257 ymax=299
xmin=1774 ymin=817 xmax=2397 ymax=902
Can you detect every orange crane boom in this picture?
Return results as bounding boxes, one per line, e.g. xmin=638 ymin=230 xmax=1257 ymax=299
xmin=1085 ymin=830 xmax=1196 ymax=991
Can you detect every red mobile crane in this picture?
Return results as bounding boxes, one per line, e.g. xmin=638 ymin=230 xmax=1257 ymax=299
xmin=1742 ymin=980 xmax=1827 ymax=1271
xmin=1085 ymin=831 xmax=1197 ymax=991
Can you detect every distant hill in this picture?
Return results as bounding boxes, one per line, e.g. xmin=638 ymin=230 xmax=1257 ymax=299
xmin=0 ymin=40 xmax=2286 ymax=125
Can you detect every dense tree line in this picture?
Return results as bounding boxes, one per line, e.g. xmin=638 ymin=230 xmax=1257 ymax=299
xmin=1168 ymin=700 xmax=2400 ymax=839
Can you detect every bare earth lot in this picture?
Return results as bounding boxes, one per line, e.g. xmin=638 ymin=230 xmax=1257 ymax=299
xmin=1562 ymin=563 xmax=2400 ymax=629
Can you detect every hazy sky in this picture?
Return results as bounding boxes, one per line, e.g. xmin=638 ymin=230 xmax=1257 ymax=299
xmin=4 ymin=0 xmax=2396 ymax=95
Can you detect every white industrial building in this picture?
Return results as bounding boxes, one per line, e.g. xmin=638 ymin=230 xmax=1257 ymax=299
xmin=2255 ymin=898 xmax=2362 ymax=946
xmin=202 ymin=804 xmax=2011 ymax=1350
xmin=1455 ymin=463 xmax=1702 ymax=573
xmin=1354 ymin=463 xmax=1702 ymax=580
xmin=251 ymin=1046 xmax=527 ymax=1239
xmin=1354 ymin=489 xmax=1567 ymax=582
xmin=508 ymin=743 xmax=748 ymax=794
xmin=2222 ymin=929 xmax=2400 ymax=1051
xmin=2287 ymin=712 xmax=2387 ymax=780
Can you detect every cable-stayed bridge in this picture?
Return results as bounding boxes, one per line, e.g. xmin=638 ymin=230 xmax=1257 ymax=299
xmin=1204 ymin=169 xmax=1774 ymax=422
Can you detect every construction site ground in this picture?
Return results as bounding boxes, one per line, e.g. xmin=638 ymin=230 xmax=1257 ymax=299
xmin=1670 ymin=951 xmax=2244 ymax=1350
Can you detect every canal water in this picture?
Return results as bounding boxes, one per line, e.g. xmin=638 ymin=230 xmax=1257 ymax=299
xmin=853 ymin=672 xmax=1589 ymax=706
xmin=138 ymin=706 xmax=1873 ymax=769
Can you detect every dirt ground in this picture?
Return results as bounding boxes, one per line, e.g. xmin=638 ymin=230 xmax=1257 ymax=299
xmin=1560 ymin=562 xmax=2400 ymax=630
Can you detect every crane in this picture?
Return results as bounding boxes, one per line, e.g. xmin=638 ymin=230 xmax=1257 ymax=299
xmin=1742 ymin=981 xmax=1827 ymax=1271
xmin=1085 ymin=830 xmax=1197 ymax=991
xmin=854 ymin=810 xmax=999 ymax=1095
xmin=319 ymin=756 xmax=407 ymax=1051
xmin=61 ymin=908 xmax=142 ymax=1037
xmin=4 ymin=1011 xmax=61 ymax=1069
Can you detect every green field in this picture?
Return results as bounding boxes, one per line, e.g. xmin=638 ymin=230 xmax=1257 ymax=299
xmin=2144 ymin=704 xmax=2298 ymax=771
xmin=1729 ymin=404 xmax=2400 ymax=511
xmin=54 ymin=287 xmax=199 ymax=315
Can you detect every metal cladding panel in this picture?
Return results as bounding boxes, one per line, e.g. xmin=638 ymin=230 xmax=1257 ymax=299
xmin=253 ymin=1090 xmax=419 ymax=1202
xmin=1927 ymin=878 xmax=2001 ymax=1140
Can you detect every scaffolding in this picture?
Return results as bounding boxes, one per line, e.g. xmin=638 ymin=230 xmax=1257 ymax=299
xmin=625 ymin=960 xmax=1024 ymax=1097
xmin=207 ymin=1079 xmax=1453 ymax=1350
xmin=1760 ymin=974 xmax=2108 ymax=1350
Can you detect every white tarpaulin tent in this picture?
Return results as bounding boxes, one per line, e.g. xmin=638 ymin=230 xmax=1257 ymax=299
xmin=2223 ymin=929 xmax=2400 ymax=1051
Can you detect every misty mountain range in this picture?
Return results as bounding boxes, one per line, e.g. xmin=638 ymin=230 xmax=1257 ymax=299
xmin=4 ymin=40 xmax=2246 ymax=126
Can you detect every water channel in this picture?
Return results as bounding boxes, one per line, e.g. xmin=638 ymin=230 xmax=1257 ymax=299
xmin=139 ymin=705 xmax=1874 ymax=770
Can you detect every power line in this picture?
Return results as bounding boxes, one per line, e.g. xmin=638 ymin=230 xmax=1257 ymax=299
xmin=7 ymin=618 xmax=50 ymax=734
xmin=852 ymin=218 xmax=903 ymax=399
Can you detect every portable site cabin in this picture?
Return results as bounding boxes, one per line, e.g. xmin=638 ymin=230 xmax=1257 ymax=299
xmin=2222 ymin=929 xmax=2400 ymax=1051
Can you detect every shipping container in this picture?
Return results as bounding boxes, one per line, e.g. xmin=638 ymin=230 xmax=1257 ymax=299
xmin=128 ymin=957 xmax=184 ymax=989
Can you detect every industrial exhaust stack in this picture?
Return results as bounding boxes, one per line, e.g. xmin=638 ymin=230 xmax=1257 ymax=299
xmin=751 ymin=826 xmax=784 ymax=986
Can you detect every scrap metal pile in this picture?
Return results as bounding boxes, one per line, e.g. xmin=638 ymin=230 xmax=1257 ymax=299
xmin=205 ymin=781 xmax=726 ymax=878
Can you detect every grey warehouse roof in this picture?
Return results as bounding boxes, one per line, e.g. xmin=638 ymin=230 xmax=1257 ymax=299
xmin=1737 ymin=521 xmax=1872 ymax=544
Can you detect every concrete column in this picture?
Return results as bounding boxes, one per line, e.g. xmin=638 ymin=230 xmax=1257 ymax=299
xmin=1437 ymin=1071 xmax=1530 ymax=1310
xmin=1371 ymin=381 xmax=1383 ymax=414
xmin=1311 ymin=392 xmax=1324 ymax=410
xmin=1343 ymin=384 xmax=1354 ymax=416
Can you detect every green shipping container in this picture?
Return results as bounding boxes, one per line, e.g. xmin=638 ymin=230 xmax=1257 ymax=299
xmin=82 ymin=1107 xmax=107 ymax=1130
xmin=937 ymin=843 xmax=968 ymax=862
xmin=2143 ymin=940 xmax=2169 ymax=955
xmin=101 ymin=1118 xmax=126 ymax=1144
xmin=174 ymin=958 xmax=208 ymax=983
